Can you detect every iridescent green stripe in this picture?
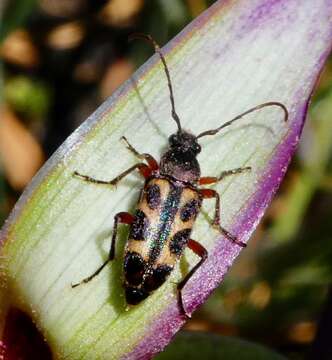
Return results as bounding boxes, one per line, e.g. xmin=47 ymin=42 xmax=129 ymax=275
xmin=148 ymin=181 xmax=182 ymax=265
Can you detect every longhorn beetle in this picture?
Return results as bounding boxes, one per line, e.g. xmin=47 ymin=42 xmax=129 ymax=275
xmin=72 ymin=34 xmax=288 ymax=317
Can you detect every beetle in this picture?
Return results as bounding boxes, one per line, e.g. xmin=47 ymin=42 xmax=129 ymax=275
xmin=72 ymin=34 xmax=288 ymax=317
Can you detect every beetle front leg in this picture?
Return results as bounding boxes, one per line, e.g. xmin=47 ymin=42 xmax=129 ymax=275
xmin=199 ymin=189 xmax=246 ymax=247
xmin=199 ymin=166 xmax=251 ymax=185
xmin=74 ymin=162 xmax=152 ymax=186
xmin=177 ymin=239 xmax=207 ymax=318
xmin=71 ymin=212 xmax=134 ymax=288
xmin=121 ymin=136 xmax=159 ymax=171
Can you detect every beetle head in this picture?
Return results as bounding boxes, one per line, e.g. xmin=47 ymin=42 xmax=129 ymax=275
xmin=160 ymin=131 xmax=201 ymax=184
xmin=168 ymin=131 xmax=201 ymax=155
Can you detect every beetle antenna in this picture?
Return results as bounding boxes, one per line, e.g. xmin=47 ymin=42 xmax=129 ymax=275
xmin=196 ymin=102 xmax=288 ymax=139
xmin=129 ymin=33 xmax=182 ymax=133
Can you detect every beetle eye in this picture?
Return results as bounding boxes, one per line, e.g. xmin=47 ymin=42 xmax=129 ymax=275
xmin=169 ymin=134 xmax=178 ymax=147
xmin=195 ymin=144 xmax=201 ymax=154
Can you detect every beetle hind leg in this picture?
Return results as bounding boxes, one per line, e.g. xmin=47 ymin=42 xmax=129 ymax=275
xmin=71 ymin=212 xmax=134 ymax=288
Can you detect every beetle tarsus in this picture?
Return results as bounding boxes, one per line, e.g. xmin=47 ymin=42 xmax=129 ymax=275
xmin=177 ymin=289 xmax=191 ymax=319
xmin=218 ymin=166 xmax=251 ymax=181
xmin=71 ymin=259 xmax=110 ymax=288
xmin=121 ymin=136 xmax=142 ymax=158
xmin=215 ymin=224 xmax=246 ymax=247
xmin=73 ymin=171 xmax=115 ymax=185
xmin=121 ymin=136 xmax=159 ymax=171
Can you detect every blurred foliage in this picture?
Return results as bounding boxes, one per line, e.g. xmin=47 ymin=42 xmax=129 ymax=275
xmin=157 ymin=331 xmax=286 ymax=360
xmin=4 ymin=76 xmax=51 ymax=119
xmin=0 ymin=1 xmax=332 ymax=359
xmin=0 ymin=0 xmax=37 ymax=42
xmin=0 ymin=169 xmax=5 ymax=225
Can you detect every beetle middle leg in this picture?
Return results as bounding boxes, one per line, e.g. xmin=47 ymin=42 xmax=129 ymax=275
xmin=177 ymin=239 xmax=207 ymax=317
xmin=199 ymin=188 xmax=246 ymax=247
xmin=71 ymin=212 xmax=134 ymax=288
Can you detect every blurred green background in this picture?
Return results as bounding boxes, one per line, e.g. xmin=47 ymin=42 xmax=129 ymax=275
xmin=1 ymin=1 xmax=332 ymax=359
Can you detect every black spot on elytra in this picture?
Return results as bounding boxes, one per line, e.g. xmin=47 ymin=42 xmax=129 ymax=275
xmin=129 ymin=209 xmax=148 ymax=240
xmin=125 ymin=286 xmax=149 ymax=305
xmin=145 ymin=184 xmax=161 ymax=210
xmin=144 ymin=264 xmax=173 ymax=292
xmin=180 ymin=199 xmax=199 ymax=222
xmin=124 ymin=251 xmax=146 ymax=286
xmin=169 ymin=229 xmax=191 ymax=255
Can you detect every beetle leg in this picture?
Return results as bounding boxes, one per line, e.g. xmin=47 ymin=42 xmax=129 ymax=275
xmin=199 ymin=188 xmax=246 ymax=247
xmin=218 ymin=166 xmax=251 ymax=180
xmin=199 ymin=166 xmax=251 ymax=185
xmin=121 ymin=136 xmax=159 ymax=171
xmin=177 ymin=239 xmax=208 ymax=318
xmin=74 ymin=162 xmax=152 ymax=186
xmin=71 ymin=212 xmax=134 ymax=288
